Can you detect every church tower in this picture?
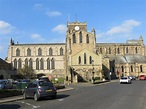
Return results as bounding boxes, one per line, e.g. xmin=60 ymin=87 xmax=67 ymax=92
xmin=65 ymin=21 xmax=102 ymax=83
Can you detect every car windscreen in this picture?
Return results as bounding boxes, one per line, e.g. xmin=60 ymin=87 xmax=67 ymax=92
xmin=38 ymin=81 xmax=53 ymax=87
xmin=121 ymin=77 xmax=127 ymax=79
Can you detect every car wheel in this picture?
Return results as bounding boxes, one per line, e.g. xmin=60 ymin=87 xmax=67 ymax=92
xmin=23 ymin=92 xmax=27 ymax=100
xmin=34 ymin=93 xmax=39 ymax=101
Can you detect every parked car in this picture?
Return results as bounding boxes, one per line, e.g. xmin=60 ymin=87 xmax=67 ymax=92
xmin=128 ymin=76 xmax=136 ymax=80
xmin=38 ymin=76 xmax=50 ymax=82
xmin=120 ymin=76 xmax=132 ymax=84
xmin=0 ymin=79 xmax=13 ymax=89
xmin=139 ymin=75 xmax=146 ymax=80
xmin=23 ymin=80 xmax=57 ymax=101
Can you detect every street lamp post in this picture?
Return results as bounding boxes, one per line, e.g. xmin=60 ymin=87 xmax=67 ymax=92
xmin=92 ymin=60 xmax=95 ymax=83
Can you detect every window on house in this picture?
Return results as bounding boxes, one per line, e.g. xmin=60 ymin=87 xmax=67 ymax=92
xmin=27 ymin=48 xmax=31 ymax=56
xmin=73 ymin=34 xmax=76 ymax=43
xmin=79 ymin=32 xmax=82 ymax=43
xmin=16 ymin=48 xmax=20 ymax=56
xmin=38 ymin=48 xmax=42 ymax=56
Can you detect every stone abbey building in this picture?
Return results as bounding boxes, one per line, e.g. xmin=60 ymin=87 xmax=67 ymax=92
xmin=6 ymin=21 xmax=146 ymax=82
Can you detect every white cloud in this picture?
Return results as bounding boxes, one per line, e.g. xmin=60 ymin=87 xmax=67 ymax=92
xmin=52 ymin=24 xmax=66 ymax=34
xmin=31 ymin=34 xmax=44 ymax=41
xmin=0 ymin=21 xmax=15 ymax=34
xmin=106 ymin=20 xmax=141 ymax=35
xmin=45 ymin=11 xmax=62 ymax=17
xmin=96 ymin=20 xmax=141 ymax=42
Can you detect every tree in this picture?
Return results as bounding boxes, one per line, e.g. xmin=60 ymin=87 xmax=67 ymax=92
xmin=17 ymin=65 xmax=36 ymax=79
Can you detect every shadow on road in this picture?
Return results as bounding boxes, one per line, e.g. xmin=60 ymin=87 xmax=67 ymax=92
xmin=0 ymin=104 xmax=21 ymax=109
xmin=57 ymin=94 xmax=70 ymax=99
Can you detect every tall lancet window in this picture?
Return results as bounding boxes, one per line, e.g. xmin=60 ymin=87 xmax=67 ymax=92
xmin=86 ymin=34 xmax=89 ymax=43
xmin=73 ymin=34 xmax=76 ymax=43
xmin=38 ymin=48 xmax=42 ymax=56
xmin=89 ymin=56 xmax=92 ymax=64
xmin=27 ymin=48 xmax=31 ymax=56
xmin=16 ymin=48 xmax=20 ymax=56
xmin=79 ymin=32 xmax=82 ymax=43
xmin=84 ymin=53 xmax=86 ymax=64
xmin=78 ymin=56 xmax=81 ymax=64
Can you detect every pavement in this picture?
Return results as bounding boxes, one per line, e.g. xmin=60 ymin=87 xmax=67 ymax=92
xmin=0 ymin=79 xmax=119 ymax=104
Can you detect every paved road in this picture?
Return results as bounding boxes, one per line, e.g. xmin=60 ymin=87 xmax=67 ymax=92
xmin=1 ymin=80 xmax=146 ymax=109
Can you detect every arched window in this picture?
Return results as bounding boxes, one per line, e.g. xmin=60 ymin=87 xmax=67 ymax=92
xmin=49 ymin=48 xmax=53 ymax=56
xmin=86 ymin=34 xmax=89 ymax=43
xmin=25 ymin=58 xmax=28 ymax=66
xmin=135 ymin=47 xmax=138 ymax=53
xmin=126 ymin=47 xmax=128 ymax=54
xmin=51 ymin=58 xmax=55 ymax=69
xmin=117 ymin=48 xmax=120 ymax=54
xmin=14 ymin=59 xmax=17 ymax=69
xmin=18 ymin=58 xmax=22 ymax=69
xmin=27 ymin=48 xmax=31 ymax=56
xmin=47 ymin=58 xmax=50 ymax=69
xmin=121 ymin=66 xmax=124 ymax=72
xmin=36 ymin=58 xmax=39 ymax=70
xmin=73 ymin=34 xmax=76 ymax=43
xmin=100 ymin=48 xmax=102 ymax=54
xmin=109 ymin=48 xmax=111 ymax=54
xmin=89 ymin=56 xmax=92 ymax=64
xmin=78 ymin=56 xmax=81 ymax=64
xmin=60 ymin=47 xmax=63 ymax=55
xmin=84 ymin=53 xmax=86 ymax=64
xmin=140 ymin=65 xmax=143 ymax=72
xmin=131 ymin=66 xmax=133 ymax=72
xmin=79 ymin=32 xmax=82 ymax=43
xmin=16 ymin=48 xmax=20 ymax=56
xmin=40 ymin=58 xmax=44 ymax=70
xmin=38 ymin=48 xmax=42 ymax=56
xmin=29 ymin=58 xmax=33 ymax=68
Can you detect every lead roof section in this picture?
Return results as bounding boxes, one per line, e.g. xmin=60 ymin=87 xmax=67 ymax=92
xmin=109 ymin=55 xmax=146 ymax=64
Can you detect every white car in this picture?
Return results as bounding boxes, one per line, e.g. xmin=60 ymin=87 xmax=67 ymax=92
xmin=120 ymin=76 xmax=132 ymax=84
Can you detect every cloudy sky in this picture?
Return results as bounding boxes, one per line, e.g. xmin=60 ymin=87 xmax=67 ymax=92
xmin=0 ymin=0 xmax=146 ymax=59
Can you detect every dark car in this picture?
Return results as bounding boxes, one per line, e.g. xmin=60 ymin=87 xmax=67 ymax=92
xmin=23 ymin=80 xmax=57 ymax=101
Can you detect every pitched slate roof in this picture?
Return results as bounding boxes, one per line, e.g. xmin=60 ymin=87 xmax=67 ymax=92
xmin=108 ymin=55 xmax=146 ymax=64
